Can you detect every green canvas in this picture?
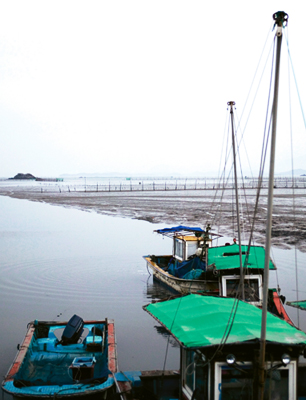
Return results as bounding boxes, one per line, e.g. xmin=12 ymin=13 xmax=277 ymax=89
xmin=144 ymin=294 xmax=306 ymax=348
xmin=207 ymin=244 xmax=276 ymax=270
xmin=287 ymin=300 xmax=306 ymax=310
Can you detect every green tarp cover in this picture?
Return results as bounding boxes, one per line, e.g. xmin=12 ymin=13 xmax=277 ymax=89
xmin=144 ymin=294 xmax=306 ymax=349
xmin=287 ymin=300 xmax=306 ymax=310
xmin=207 ymin=244 xmax=276 ymax=270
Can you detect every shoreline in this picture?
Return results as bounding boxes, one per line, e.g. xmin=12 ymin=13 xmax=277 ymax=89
xmin=1 ymin=185 xmax=306 ymax=251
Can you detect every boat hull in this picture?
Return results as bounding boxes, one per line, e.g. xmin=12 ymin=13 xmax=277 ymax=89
xmin=144 ymin=256 xmax=219 ymax=294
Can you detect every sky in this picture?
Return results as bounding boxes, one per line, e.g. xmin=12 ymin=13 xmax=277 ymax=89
xmin=0 ymin=1 xmax=305 ymax=178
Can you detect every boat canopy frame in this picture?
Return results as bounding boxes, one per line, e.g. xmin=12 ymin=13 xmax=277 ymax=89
xmin=155 ymin=225 xmax=222 ymax=240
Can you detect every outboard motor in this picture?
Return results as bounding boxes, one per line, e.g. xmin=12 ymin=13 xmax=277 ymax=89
xmin=61 ymin=314 xmax=84 ymax=345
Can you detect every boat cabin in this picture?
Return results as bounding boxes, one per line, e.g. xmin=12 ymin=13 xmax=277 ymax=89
xmin=173 ymin=234 xmax=207 ymax=261
xmin=207 ymin=243 xmax=276 ymax=305
xmin=155 ymin=225 xmax=213 ymax=263
xmin=144 ymin=294 xmax=306 ymax=399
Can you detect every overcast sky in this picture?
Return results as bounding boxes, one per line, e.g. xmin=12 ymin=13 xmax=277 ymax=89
xmin=0 ymin=1 xmax=305 ymax=178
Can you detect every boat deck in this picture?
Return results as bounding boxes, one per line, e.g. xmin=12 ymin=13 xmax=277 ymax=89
xmin=14 ymin=337 xmax=108 ymax=386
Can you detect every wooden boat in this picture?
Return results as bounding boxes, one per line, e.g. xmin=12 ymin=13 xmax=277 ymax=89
xmin=144 ymin=225 xmax=273 ymax=300
xmin=115 ymin=292 xmax=306 ymax=400
xmin=1 ymin=315 xmax=117 ymax=398
xmin=144 ymin=225 xmax=293 ymax=324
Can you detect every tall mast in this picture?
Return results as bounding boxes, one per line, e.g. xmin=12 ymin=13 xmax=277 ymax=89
xmin=228 ymin=101 xmax=244 ymax=300
xmin=257 ymin=11 xmax=288 ymax=400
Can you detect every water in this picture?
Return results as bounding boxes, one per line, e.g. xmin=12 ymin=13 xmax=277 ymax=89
xmin=1 ymin=194 xmax=306 ymax=397
xmin=0 ymin=196 xmax=179 ymax=385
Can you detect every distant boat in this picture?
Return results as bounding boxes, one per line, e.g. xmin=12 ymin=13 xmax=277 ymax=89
xmin=2 ymin=315 xmax=117 ymax=398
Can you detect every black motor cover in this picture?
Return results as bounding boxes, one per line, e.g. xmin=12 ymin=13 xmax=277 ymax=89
xmin=61 ymin=314 xmax=84 ymax=345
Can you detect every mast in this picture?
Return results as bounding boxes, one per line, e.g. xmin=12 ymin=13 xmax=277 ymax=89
xmin=257 ymin=11 xmax=288 ymax=400
xmin=228 ymin=101 xmax=244 ymax=300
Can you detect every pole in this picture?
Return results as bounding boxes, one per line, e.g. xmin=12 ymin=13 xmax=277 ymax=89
xmin=228 ymin=101 xmax=244 ymax=300
xmin=257 ymin=11 xmax=288 ymax=400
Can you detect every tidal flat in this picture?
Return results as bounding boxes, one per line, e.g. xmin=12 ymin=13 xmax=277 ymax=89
xmin=1 ymin=183 xmax=306 ymax=251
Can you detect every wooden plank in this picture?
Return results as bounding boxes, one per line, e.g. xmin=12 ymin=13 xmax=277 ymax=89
xmin=4 ymin=323 xmax=35 ymax=382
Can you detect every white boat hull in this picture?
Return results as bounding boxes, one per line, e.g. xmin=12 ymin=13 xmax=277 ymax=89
xmin=144 ymin=256 xmax=219 ymax=295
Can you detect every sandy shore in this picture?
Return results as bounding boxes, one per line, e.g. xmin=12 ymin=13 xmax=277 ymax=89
xmin=1 ymin=185 xmax=306 ymax=251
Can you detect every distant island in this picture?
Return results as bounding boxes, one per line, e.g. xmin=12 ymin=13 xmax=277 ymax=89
xmin=9 ymin=173 xmax=63 ymax=182
xmin=10 ymin=173 xmax=36 ymax=180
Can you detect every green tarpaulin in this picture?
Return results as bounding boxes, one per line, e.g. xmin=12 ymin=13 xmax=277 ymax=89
xmin=144 ymin=294 xmax=306 ymax=349
xmin=207 ymin=244 xmax=276 ymax=270
xmin=287 ymin=300 xmax=306 ymax=310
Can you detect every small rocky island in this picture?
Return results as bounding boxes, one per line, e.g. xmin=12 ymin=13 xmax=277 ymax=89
xmin=10 ymin=173 xmax=36 ymax=180
xmin=8 ymin=173 xmax=63 ymax=182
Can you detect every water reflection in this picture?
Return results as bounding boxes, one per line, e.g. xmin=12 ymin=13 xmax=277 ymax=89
xmin=144 ymin=277 xmax=180 ymax=349
xmin=153 ymin=325 xmax=180 ymax=348
xmin=145 ymin=276 xmax=177 ymax=300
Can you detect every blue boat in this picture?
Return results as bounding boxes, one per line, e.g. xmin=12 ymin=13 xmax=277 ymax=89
xmin=2 ymin=315 xmax=117 ymax=398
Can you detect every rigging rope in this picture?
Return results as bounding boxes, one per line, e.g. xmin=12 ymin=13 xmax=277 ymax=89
xmin=286 ymin=27 xmax=300 ymax=328
xmin=284 ymin=30 xmax=306 ymax=130
xmin=207 ymin=29 xmax=275 ymax=238
xmin=237 ymin=23 xmax=273 ymax=127
xmin=242 ymin=35 xmax=276 ymax=274
xmin=162 ymin=295 xmax=183 ymax=373
xmin=235 ymin=35 xmax=274 ymax=155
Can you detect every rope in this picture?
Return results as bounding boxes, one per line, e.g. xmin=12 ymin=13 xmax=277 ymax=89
xmin=286 ymin=28 xmax=300 ymax=328
xmin=205 ymin=110 xmax=231 ymax=232
xmin=237 ymin=23 xmax=274 ymax=128
xmin=162 ymin=295 xmax=184 ymax=373
xmin=235 ymin=36 xmax=274 ymax=154
xmin=242 ymin=35 xmax=276 ymax=279
xmin=284 ymin=30 xmax=306 ymax=129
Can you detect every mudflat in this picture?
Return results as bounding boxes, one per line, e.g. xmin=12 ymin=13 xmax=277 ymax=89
xmin=1 ymin=185 xmax=306 ymax=251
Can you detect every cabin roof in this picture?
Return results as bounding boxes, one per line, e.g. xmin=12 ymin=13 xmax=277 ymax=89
xmin=155 ymin=225 xmax=205 ymax=238
xmin=155 ymin=225 xmax=222 ymax=239
xmin=144 ymin=294 xmax=306 ymax=349
xmin=208 ymin=244 xmax=276 ymax=270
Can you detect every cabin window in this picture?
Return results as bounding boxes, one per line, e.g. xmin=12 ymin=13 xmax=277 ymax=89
xmin=214 ymin=361 xmax=296 ymax=399
xmin=182 ymin=349 xmax=209 ymax=399
xmin=186 ymin=241 xmax=199 ymax=259
xmin=174 ymin=239 xmax=184 ymax=260
xmin=221 ymin=274 xmax=262 ymax=304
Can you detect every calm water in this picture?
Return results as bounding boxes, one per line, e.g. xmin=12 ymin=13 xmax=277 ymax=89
xmin=0 ymin=196 xmax=180 ymax=384
xmin=1 ymin=195 xmax=306 ymax=395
